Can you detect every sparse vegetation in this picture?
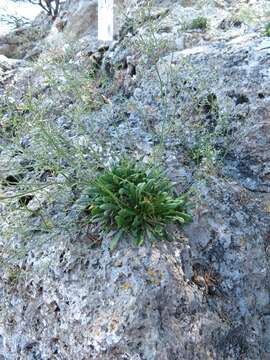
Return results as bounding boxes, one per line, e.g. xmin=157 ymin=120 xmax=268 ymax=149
xmin=189 ymin=141 xmax=217 ymax=168
xmin=0 ymin=15 xmax=235 ymax=267
xmin=182 ymin=16 xmax=208 ymax=31
xmin=85 ymin=159 xmax=192 ymax=250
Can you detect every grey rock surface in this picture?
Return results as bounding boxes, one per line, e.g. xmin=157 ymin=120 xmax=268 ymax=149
xmin=0 ymin=0 xmax=270 ymax=359
xmin=0 ymin=13 xmax=52 ymax=59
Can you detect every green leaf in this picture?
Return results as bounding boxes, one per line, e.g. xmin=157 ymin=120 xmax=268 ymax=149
xmin=175 ymin=213 xmax=192 ymax=223
xmin=118 ymin=208 xmax=135 ymax=217
xmin=109 ymin=230 xmax=124 ymax=252
xmin=115 ymin=215 xmax=125 ymax=227
xmin=133 ymin=233 xmax=144 ymax=246
xmin=137 ymin=182 xmax=146 ymax=193
xmin=100 ymin=203 xmax=118 ymax=211
xmin=132 ymin=216 xmax=141 ymax=228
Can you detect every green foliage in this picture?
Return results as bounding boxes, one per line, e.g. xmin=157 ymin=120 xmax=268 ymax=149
xmin=183 ymin=17 xmax=208 ymax=31
xmin=86 ymin=160 xmax=192 ymax=250
xmin=264 ymin=22 xmax=270 ymax=36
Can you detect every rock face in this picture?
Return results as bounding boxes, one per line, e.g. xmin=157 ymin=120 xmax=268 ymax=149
xmin=0 ymin=13 xmax=52 ymax=59
xmin=0 ymin=0 xmax=270 ymax=359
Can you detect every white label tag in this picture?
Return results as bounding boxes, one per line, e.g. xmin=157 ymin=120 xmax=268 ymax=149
xmin=98 ymin=0 xmax=114 ymax=41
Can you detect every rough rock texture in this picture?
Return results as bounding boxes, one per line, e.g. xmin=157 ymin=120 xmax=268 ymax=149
xmin=0 ymin=13 xmax=52 ymax=59
xmin=1 ymin=0 xmax=270 ymax=359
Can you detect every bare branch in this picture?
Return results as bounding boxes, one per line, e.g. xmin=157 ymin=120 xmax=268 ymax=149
xmin=9 ymin=0 xmax=63 ymax=20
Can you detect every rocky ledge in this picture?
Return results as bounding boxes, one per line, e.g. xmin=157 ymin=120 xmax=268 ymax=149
xmin=0 ymin=0 xmax=270 ymax=359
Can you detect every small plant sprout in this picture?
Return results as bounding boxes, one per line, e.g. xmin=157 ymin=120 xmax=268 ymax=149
xmin=190 ymin=141 xmax=216 ymax=168
xmin=85 ymin=159 xmax=192 ymax=250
